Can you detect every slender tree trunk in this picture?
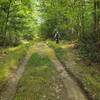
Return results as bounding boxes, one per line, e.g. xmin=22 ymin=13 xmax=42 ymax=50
xmin=81 ymin=0 xmax=85 ymax=35
xmin=3 ymin=0 xmax=12 ymax=47
xmin=97 ymin=1 xmax=100 ymax=41
xmin=79 ymin=0 xmax=85 ymax=41
xmin=93 ymin=0 xmax=97 ymax=34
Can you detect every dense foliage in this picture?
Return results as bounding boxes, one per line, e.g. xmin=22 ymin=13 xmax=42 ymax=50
xmin=0 ymin=0 xmax=35 ymax=46
xmin=38 ymin=0 xmax=100 ymax=62
xmin=0 ymin=0 xmax=100 ymax=62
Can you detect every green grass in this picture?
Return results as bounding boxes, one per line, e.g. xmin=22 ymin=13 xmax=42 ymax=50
xmin=47 ymin=40 xmax=100 ymax=100
xmin=14 ymin=53 xmax=66 ymax=100
xmin=0 ymin=42 xmax=32 ymax=90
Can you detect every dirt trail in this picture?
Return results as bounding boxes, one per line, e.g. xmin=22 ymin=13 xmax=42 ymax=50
xmin=0 ymin=43 xmax=88 ymax=100
xmin=34 ymin=43 xmax=88 ymax=100
xmin=0 ymin=45 xmax=35 ymax=100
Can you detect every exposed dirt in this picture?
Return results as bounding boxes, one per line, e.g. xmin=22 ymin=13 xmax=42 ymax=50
xmin=0 ymin=46 xmax=35 ymax=100
xmin=0 ymin=43 xmax=88 ymax=100
xmin=34 ymin=43 xmax=88 ymax=100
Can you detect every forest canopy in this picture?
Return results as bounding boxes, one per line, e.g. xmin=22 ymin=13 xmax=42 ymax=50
xmin=0 ymin=0 xmax=36 ymax=46
xmin=0 ymin=0 xmax=100 ymax=62
xmin=38 ymin=0 xmax=100 ymax=62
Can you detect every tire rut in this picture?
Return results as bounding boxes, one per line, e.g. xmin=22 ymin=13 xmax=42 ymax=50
xmin=35 ymin=43 xmax=88 ymax=100
xmin=0 ymin=43 xmax=88 ymax=100
xmin=0 ymin=46 xmax=35 ymax=100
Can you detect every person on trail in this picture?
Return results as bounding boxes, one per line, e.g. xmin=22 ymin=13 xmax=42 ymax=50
xmin=54 ymin=32 xmax=60 ymax=44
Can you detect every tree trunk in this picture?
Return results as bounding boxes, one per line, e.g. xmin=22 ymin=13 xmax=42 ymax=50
xmin=3 ymin=0 xmax=12 ymax=47
xmin=93 ymin=0 xmax=97 ymax=34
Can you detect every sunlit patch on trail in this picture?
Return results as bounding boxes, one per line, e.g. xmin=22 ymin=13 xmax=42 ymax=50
xmin=61 ymin=44 xmax=75 ymax=49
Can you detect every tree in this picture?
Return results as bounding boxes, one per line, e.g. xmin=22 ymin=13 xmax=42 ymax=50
xmin=38 ymin=0 xmax=100 ymax=62
xmin=0 ymin=0 xmax=35 ymax=46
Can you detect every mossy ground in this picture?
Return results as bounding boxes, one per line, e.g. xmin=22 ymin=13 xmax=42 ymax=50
xmin=14 ymin=53 xmax=66 ymax=100
xmin=0 ymin=42 xmax=32 ymax=91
